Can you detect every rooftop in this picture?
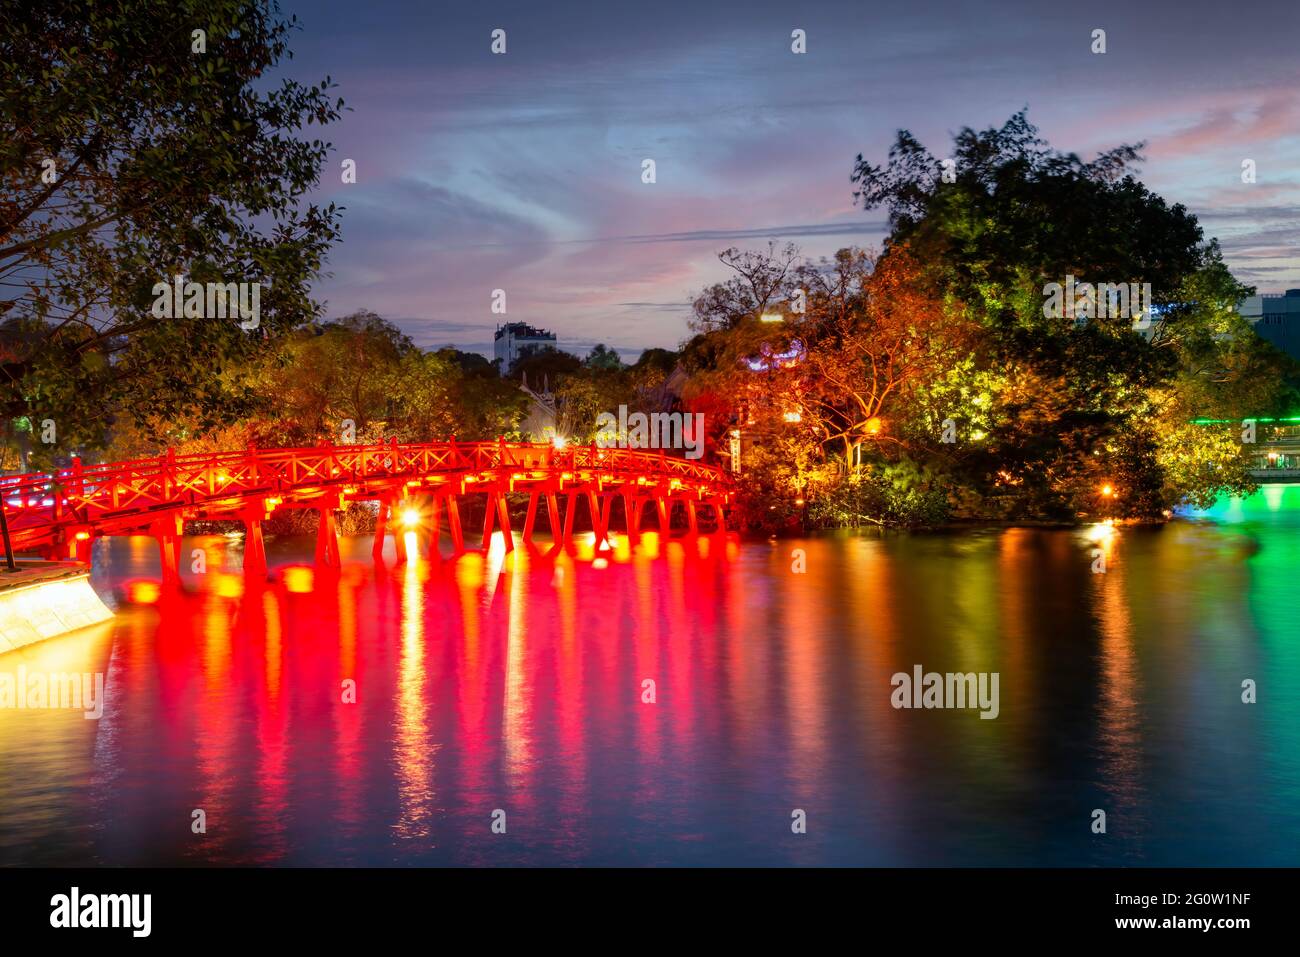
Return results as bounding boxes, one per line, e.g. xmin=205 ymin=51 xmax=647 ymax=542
xmin=494 ymin=322 xmax=556 ymax=341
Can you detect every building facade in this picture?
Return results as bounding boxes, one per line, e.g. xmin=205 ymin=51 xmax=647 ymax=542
xmin=493 ymin=322 xmax=557 ymax=374
xmin=1239 ymin=289 xmax=1300 ymax=360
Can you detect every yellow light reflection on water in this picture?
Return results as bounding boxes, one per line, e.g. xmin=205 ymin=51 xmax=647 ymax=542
xmin=573 ymin=532 xmax=597 ymax=562
xmin=1087 ymin=521 xmax=1116 ymax=543
xmin=1086 ymin=522 xmax=1118 ymax=572
xmin=503 ymin=548 xmax=532 ymax=790
xmin=1092 ymin=533 xmax=1143 ymax=814
xmin=213 ymin=572 xmax=245 ymax=599
xmin=281 ymin=566 xmax=314 ymax=594
xmin=126 ymin=580 xmax=161 ymax=604
xmin=394 ymin=554 xmax=433 ymax=840
xmin=639 ymin=531 xmax=661 ymax=560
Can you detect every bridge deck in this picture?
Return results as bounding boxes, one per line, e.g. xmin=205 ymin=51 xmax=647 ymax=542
xmin=0 ymin=439 xmax=734 ymax=577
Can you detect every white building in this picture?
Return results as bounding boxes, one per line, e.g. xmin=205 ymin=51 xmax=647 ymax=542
xmin=493 ymin=322 xmax=556 ymax=374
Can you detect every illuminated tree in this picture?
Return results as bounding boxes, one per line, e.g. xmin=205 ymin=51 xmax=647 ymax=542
xmin=853 ymin=110 xmax=1290 ymax=517
xmin=800 ymin=247 xmax=970 ymax=472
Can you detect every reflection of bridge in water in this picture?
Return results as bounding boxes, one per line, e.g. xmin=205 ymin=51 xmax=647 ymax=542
xmin=0 ymin=440 xmax=733 ymax=584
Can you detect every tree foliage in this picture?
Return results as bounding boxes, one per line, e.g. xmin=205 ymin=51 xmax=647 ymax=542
xmin=845 ymin=110 xmax=1294 ymax=520
xmin=1 ymin=0 xmax=342 ymax=461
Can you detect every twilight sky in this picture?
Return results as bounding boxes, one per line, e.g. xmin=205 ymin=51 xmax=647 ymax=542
xmin=283 ymin=0 xmax=1300 ymax=360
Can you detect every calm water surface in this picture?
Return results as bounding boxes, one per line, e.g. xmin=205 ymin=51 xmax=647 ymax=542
xmin=2 ymin=490 xmax=1298 ymax=866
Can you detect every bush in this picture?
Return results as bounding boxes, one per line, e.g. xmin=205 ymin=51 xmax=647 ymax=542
xmin=809 ymin=459 xmax=951 ymax=528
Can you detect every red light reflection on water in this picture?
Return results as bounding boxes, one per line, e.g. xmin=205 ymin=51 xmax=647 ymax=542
xmin=4 ymin=521 xmax=1293 ymax=866
xmin=96 ymin=531 xmax=739 ymax=863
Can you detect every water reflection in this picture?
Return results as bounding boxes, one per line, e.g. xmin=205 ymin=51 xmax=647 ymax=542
xmin=1091 ymin=531 xmax=1147 ymax=861
xmin=395 ymin=554 xmax=434 ymax=842
xmin=0 ymin=511 xmax=1297 ymax=866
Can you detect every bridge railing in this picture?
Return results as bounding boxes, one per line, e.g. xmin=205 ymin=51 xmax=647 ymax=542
xmin=0 ymin=440 xmax=732 ymax=548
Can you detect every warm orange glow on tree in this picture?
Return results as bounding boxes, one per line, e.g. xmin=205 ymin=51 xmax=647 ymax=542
xmin=800 ymin=247 xmax=971 ymax=472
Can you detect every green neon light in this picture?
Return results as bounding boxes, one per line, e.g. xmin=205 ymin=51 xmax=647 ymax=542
xmin=1190 ymin=416 xmax=1300 ymax=425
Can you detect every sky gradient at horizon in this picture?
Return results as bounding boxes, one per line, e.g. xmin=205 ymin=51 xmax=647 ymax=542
xmin=285 ymin=0 xmax=1300 ymax=359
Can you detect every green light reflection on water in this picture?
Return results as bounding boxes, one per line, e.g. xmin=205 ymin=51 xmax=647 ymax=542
xmin=1184 ymin=483 xmax=1300 ymax=817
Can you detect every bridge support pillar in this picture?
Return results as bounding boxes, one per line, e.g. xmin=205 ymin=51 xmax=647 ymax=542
xmin=712 ymin=499 xmax=727 ymax=533
xmin=686 ymin=499 xmax=699 ymax=536
xmin=481 ymin=492 xmax=496 ymax=551
xmin=243 ymin=516 xmax=268 ymax=579
xmin=522 ymin=493 xmax=539 ymax=545
xmin=315 ymin=505 xmax=341 ymax=568
xmin=445 ymin=495 xmax=465 ymax=554
xmin=427 ymin=495 xmax=442 ymax=561
xmin=545 ymin=492 xmax=562 ymax=544
xmin=372 ymin=499 xmax=389 ymax=565
xmin=394 ymin=500 xmax=410 ymax=564
xmin=562 ymin=491 xmax=578 ymax=548
xmin=151 ymin=515 xmax=183 ymax=586
xmin=72 ymin=532 xmax=93 ymax=565
xmin=479 ymin=489 xmax=514 ymax=552
xmin=656 ymin=497 xmax=671 ymax=536
xmin=48 ymin=527 xmax=93 ymax=565
xmin=497 ymin=491 xmax=515 ymax=552
xmin=587 ymin=490 xmax=608 ymax=547
xmin=623 ymin=493 xmax=640 ymax=543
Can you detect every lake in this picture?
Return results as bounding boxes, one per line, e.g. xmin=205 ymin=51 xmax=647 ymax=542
xmin=1 ymin=489 xmax=1297 ymax=866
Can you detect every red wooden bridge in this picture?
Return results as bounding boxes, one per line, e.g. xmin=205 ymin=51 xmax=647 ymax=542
xmin=0 ymin=439 xmax=733 ymax=583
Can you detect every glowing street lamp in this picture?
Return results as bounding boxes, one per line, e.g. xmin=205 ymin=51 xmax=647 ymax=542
xmin=759 ymin=313 xmax=784 ymax=323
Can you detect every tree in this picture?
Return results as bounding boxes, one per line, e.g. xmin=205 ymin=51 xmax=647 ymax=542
xmin=691 ymin=242 xmax=801 ymax=331
xmin=252 ymin=312 xmax=413 ymax=441
xmin=584 ymin=343 xmax=623 ymax=370
xmin=0 ymin=0 xmax=342 ymax=462
xmin=852 ymin=110 xmax=1281 ymax=516
xmin=508 ymin=346 xmax=582 ymax=383
xmin=386 ymin=350 xmax=466 ymax=443
xmin=798 ymin=247 xmax=968 ymax=471
xmin=437 ymin=347 xmax=496 ymax=378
